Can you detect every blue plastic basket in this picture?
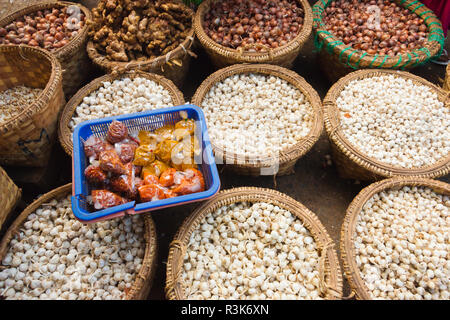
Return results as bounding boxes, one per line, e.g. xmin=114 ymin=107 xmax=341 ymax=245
xmin=72 ymin=104 xmax=221 ymax=223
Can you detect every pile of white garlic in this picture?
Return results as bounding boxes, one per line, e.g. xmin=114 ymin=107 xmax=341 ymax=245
xmin=0 ymin=86 xmax=42 ymax=125
xmin=201 ymin=73 xmax=314 ymax=158
xmin=354 ymin=186 xmax=449 ymax=300
xmin=337 ymin=75 xmax=449 ymax=169
xmin=0 ymin=195 xmax=146 ymax=300
xmin=69 ymin=77 xmax=174 ymax=132
xmin=181 ymin=201 xmax=325 ymax=300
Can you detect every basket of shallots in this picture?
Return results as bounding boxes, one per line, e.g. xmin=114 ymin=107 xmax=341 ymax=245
xmin=72 ymin=105 xmax=220 ymax=223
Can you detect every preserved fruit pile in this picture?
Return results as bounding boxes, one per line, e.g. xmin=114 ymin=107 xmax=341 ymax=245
xmin=84 ymin=118 xmax=205 ymax=211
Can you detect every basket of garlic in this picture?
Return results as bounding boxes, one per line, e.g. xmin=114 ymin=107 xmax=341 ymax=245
xmin=341 ymin=177 xmax=449 ymax=300
xmin=0 ymin=165 xmax=21 ymax=230
xmin=191 ymin=63 xmax=323 ymax=177
xmin=166 ymin=187 xmax=343 ymax=300
xmin=0 ymin=183 xmax=158 ymax=300
xmin=58 ymin=70 xmax=185 ymax=156
xmin=323 ymin=69 xmax=450 ymax=181
xmin=0 ymin=44 xmax=64 ymax=167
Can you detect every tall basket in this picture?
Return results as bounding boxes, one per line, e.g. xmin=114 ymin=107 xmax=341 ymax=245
xmin=0 ymin=45 xmax=64 ymax=167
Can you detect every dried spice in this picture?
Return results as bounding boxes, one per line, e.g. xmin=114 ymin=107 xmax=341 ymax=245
xmin=88 ymin=0 xmax=193 ymax=62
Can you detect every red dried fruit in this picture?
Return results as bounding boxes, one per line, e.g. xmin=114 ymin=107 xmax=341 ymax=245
xmin=91 ymin=189 xmax=127 ymax=210
xmin=84 ymin=164 xmax=108 ymax=185
xmin=106 ymin=120 xmax=128 ymax=144
xmin=115 ymin=141 xmax=138 ymax=163
xmin=84 ymin=135 xmax=106 ymax=160
xmin=99 ymin=149 xmax=127 ymax=175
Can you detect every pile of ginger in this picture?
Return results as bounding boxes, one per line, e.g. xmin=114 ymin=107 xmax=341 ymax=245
xmin=88 ymin=0 xmax=193 ymax=62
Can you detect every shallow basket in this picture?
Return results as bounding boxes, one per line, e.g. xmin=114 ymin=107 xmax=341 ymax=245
xmin=0 ymin=44 xmax=64 ymax=167
xmin=194 ymin=0 xmax=313 ymax=69
xmin=340 ymin=177 xmax=450 ymax=300
xmin=166 ymin=187 xmax=343 ymax=300
xmin=313 ymin=0 xmax=444 ymax=83
xmin=0 ymin=165 xmax=21 ymax=230
xmin=323 ymin=69 xmax=450 ymax=181
xmin=72 ymin=105 xmax=221 ymax=223
xmin=86 ymin=2 xmax=195 ymax=88
xmin=58 ymin=70 xmax=185 ymax=156
xmin=191 ymin=63 xmax=323 ymax=177
xmin=0 ymin=1 xmax=92 ymax=98
xmin=0 ymin=183 xmax=158 ymax=299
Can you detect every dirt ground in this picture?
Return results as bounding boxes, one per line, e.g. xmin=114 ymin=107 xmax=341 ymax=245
xmin=1 ymin=5 xmax=449 ymax=299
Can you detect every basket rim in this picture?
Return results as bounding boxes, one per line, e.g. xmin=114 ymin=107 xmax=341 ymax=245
xmin=57 ymin=70 xmax=185 ymax=156
xmin=0 ymin=1 xmax=92 ymax=60
xmin=193 ymin=0 xmax=313 ymax=63
xmin=86 ymin=2 xmax=195 ymax=73
xmin=165 ymin=186 xmax=343 ymax=300
xmin=0 ymin=165 xmax=21 ymax=230
xmin=340 ymin=177 xmax=450 ymax=300
xmin=0 ymin=183 xmax=158 ymax=300
xmin=312 ymin=0 xmax=443 ymax=70
xmin=322 ymin=68 xmax=450 ymax=178
xmin=191 ymin=63 xmax=324 ymax=170
xmin=0 ymin=44 xmax=63 ymax=133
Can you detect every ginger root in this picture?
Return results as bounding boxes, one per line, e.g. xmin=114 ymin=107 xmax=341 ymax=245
xmin=88 ymin=0 xmax=193 ymax=62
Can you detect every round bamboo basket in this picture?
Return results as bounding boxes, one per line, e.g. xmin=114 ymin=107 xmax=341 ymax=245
xmin=323 ymin=69 xmax=450 ymax=181
xmin=0 ymin=165 xmax=21 ymax=230
xmin=0 ymin=1 xmax=92 ymax=98
xmin=191 ymin=63 xmax=323 ymax=177
xmin=0 ymin=183 xmax=158 ymax=300
xmin=313 ymin=0 xmax=444 ymax=83
xmin=86 ymin=2 xmax=195 ymax=88
xmin=58 ymin=70 xmax=185 ymax=156
xmin=166 ymin=187 xmax=343 ymax=300
xmin=444 ymin=64 xmax=449 ymax=91
xmin=194 ymin=0 xmax=313 ymax=69
xmin=0 ymin=44 xmax=64 ymax=167
xmin=340 ymin=177 xmax=450 ymax=300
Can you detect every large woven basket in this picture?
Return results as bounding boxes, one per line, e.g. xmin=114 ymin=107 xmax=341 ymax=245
xmin=0 ymin=45 xmax=64 ymax=167
xmin=86 ymin=2 xmax=195 ymax=88
xmin=313 ymin=0 xmax=444 ymax=83
xmin=0 ymin=165 xmax=21 ymax=230
xmin=191 ymin=63 xmax=323 ymax=177
xmin=0 ymin=1 xmax=92 ymax=98
xmin=166 ymin=187 xmax=343 ymax=300
xmin=323 ymin=69 xmax=450 ymax=181
xmin=340 ymin=177 xmax=450 ymax=300
xmin=58 ymin=70 xmax=185 ymax=156
xmin=0 ymin=183 xmax=158 ymax=299
xmin=194 ymin=0 xmax=313 ymax=69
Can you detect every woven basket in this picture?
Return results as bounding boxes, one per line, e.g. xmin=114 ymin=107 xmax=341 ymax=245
xmin=0 ymin=165 xmax=21 ymax=230
xmin=0 ymin=183 xmax=158 ymax=300
xmin=166 ymin=187 xmax=343 ymax=300
xmin=313 ymin=0 xmax=444 ymax=83
xmin=444 ymin=64 xmax=450 ymax=91
xmin=340 ymin=177 xmax=450 ymax=300
xmin=0 ymin=1 xmax=92 ymax=98
xmin=191 ymin=63 xmax=323 ymax=177
xmin=0 ymin=45 xmax=64 ymax=167
xmin=194 ymin=0 xmax=313 ymax=69
xmin=58 ymin=70 xmax=185 ymax=156
xmin=323 ymin=69 xmax=450 ymax=181
xmin=86 ymin=3 xmax=195 ymax=88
